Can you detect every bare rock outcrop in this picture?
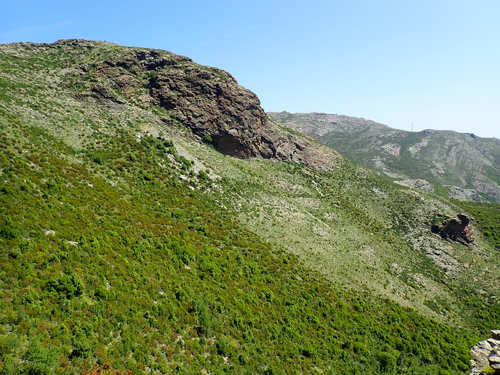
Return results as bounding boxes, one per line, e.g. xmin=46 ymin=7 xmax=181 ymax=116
xmin=395 ymin=179 xmax=435 ymax=192
xmin=148 ymin=63 xmax=327 ymax=167
xmin=470 ymin=330 xmax=500 ymax=374
xmin=431 ymin=214 xmax=475 ymax=246
xmin=75 ymin=43 xmax=330 ymax=169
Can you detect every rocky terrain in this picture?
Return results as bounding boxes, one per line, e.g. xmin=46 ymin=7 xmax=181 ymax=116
xmin=471 ymin=330 xmax=500 ymax=374
xmin=53 ymin=39 xmax=332 ymax=168
xmin=1 ymin=39 xmax=500 ymax=374
xmin=431 ymin=214 xmax=475 ymax=246
xmin=268 ymin=111 xmax=500 ymax=203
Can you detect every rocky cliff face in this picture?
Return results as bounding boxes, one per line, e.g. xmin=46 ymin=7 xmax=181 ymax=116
xmin=56 ymin=40 xmax=330 ymax=168
xmin=147 ymin=61 xmax=327 ymax=166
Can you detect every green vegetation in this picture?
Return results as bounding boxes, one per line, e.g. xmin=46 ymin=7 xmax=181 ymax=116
xmin=455 ymin=200 xmax=500 ymax=250
xmin=0 ymin=117 xmax=478 ymax=374
xmin=1 ymin=39 xmax=499 ymax=374
xmin=269 ymin=112 xmax=500 ymax=204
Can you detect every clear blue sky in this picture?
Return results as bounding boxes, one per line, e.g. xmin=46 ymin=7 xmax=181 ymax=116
xmin=2 ymin=0 xmax=499 ymax=139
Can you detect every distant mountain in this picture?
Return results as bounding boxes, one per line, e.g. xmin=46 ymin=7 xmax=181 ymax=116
xmin=268 ymin=111 xmax=500 ymax=203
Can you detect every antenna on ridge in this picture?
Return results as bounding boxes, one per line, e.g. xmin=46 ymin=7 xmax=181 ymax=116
xmin=411 ymin=123 xmax=414 ymax=132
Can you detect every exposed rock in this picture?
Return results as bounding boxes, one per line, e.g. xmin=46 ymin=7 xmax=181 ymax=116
xmin=471 ymin=340 xmax=493 ymax=370
xmin=395 ymin=179 xmax=435 ymax=192
xmin=470 ymin=330 xmax=500 ymax=374
xmin=88 ymin=84 xmax=125 ymax=104
xmin=380 ymin=143 xmax=401 ymax=156
xmin=80 ymin=45 xmax=330 ymax=169
xmin=444 ymin=185 xmax=480 ymax=201
xmin=490 ymin=355 xmax=500 ymax=364
xmin=441 ymin=214 xmax=475 ymax=245
xmin=431 ymin=214 xmax=475 ymax=246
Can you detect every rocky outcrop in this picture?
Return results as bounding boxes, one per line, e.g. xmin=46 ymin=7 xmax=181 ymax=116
xmin=148 ymin=62 xmax=327 ymax=167
xmin=395 ymin=179 xmax=435 ymax=192
xmin=70 ymin=41 xmax=330 ymax=169
xmin=444 ymin=185 xmax=479 ymax=202
xmin=470 ymin=330 xmax=500 ymax=374
xmin=431 ymin=214 xmax=475 ymax=246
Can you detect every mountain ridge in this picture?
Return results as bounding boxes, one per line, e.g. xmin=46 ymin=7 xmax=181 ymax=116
xmin=268 ymin=111 xmax=500 ymax=203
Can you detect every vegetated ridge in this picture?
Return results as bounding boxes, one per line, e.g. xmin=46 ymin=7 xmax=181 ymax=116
xmin=1 ymin=39 xmax=500 ymax=374
xmin=268 ymin=111 xmax=500 ymax=204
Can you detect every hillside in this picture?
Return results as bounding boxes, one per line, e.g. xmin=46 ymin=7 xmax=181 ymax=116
xmin=1 ymin=39 xmax=500 ymax=374
xmin=268 ymin=111 xmax=500 ymax=203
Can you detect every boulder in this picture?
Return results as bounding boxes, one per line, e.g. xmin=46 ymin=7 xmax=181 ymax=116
xmin=488 ymin=339 xmax=500 ymax=347
xmin=470 ymin=331 xmax=500 ymax=374
xmin=470 ymin=340 xmax=492 ymax=370
xmin=432 ymin=214 xmax=475 ymax=246
xmin=490 ymin=355 xmax=500 ymax=364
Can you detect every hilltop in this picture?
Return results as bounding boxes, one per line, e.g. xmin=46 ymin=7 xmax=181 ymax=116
xmin=268 ymin=111 xmax=500 ymax=203
xmin=1 ymin=39 xmax=500 ymax=374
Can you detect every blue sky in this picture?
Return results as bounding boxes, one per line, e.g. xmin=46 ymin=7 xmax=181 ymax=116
xmin=1 ymin=0 xmax=499 ymax=139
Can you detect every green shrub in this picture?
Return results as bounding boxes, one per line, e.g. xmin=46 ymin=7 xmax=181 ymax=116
xmin=216 ymin=336 xmax=232 ymax=356
xmin=0 ymin=217 xmax=19 ymax=239
xmin=377 ymin=351 xmax=397 ymax=372
xmin=198 ymin=169 xmax=209 ymax=180
xmin=0 ymin=185 xmax=13 ymax=195
xmin=88 ymin=150 xmax=107 ymax=165
xmin=46 ymin=272 xmax=84 ymax=299
xmin=23 ymin=338 xmax=60 ymax=373
xmin=94 ymin=286 xmax=109 ymax=300
xmin=144 ymin=70 xmax=158 ymax=83
xmin=202 ymin=134 xmax=213 ymax=144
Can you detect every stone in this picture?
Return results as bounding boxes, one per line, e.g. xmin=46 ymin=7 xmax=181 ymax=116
xmin=88 ymin=47 xmax=332 ymax=169
xmin=487 ymin=338 xmax=500 ymax=348
xmin=489 ymin=354 xmax=500 ymax=364
xmin=433 ymin=214 xmax=475 ymax=246
xmin=471 ymin=344 xmax=492 ymax=358
xmin=491 ymin=362 xmax=500 ymax=370
xmin=470 ymin=332 xmax=500 ymax=375
xmin=471 ymin=340 xmax=492 ymax=369
xmin=475 ymin=340 xmax=493 ymax=351
xmin=492 ymin=330 xmax=500 ymax=340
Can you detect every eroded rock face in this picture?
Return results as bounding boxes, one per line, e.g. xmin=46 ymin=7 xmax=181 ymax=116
xmin=149 ymin=62 xmax=267 ymax=158
xmin=431 ymin=214 xmax=475 ymax=246
xmin=146 ymin=53 xmax=329 ymax=167
xmin=78 ymin=44 xmax=330 ymax=169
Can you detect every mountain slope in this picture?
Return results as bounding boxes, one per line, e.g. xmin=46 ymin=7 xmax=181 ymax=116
xmin=1 ymin=39 xmax=499 ymax=374
xmin=268 ymin=111 xmax=500 ymax=203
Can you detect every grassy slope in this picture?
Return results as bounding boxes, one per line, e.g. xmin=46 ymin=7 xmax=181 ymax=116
xmin=0 ymin=112 xmax=479 ymax=374
xmin=0 ymin=40 xmax=499 ymax=374
xmin=190 ymin=141 xmax=500 ymax=327
xmin=453 ymin=200 xmax=500 ymax=251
